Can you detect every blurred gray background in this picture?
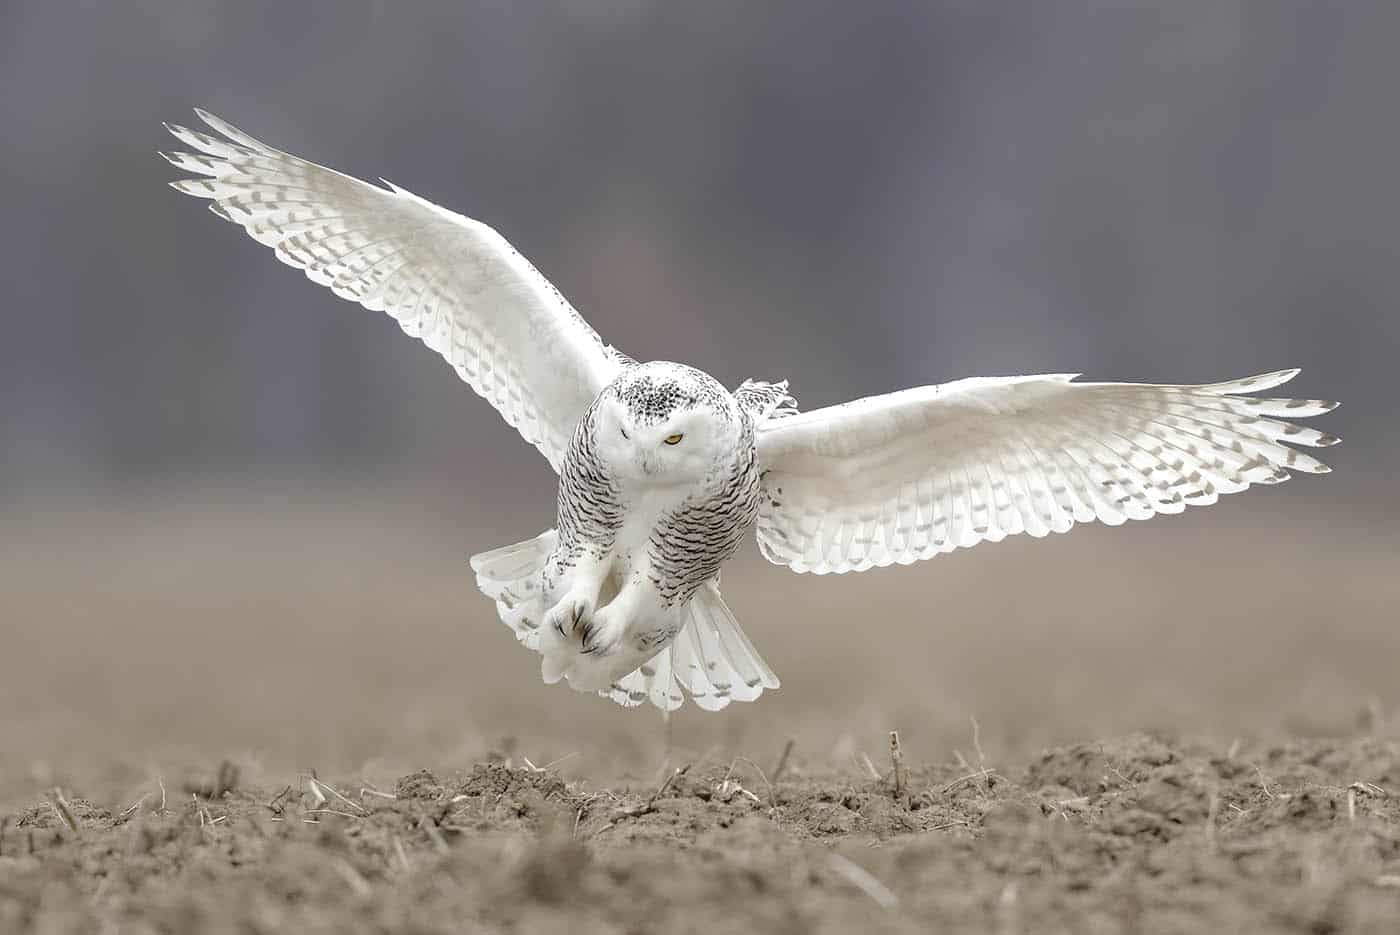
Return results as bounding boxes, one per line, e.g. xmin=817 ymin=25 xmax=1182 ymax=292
xmin=1 ymin=1 xmax=1396 ymax=785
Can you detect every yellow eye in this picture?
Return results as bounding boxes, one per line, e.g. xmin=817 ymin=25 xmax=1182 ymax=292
xmin=663 ymin=433 xmax=684 ymax=446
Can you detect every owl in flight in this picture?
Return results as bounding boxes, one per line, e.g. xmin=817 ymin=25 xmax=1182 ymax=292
xmin=163 ymin=111 xmax=1340 ymax=712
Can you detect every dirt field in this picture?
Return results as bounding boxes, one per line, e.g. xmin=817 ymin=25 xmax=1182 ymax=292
xmin=1 ymin=487 xmax=1397 ymax=932
xmin=4 ymin=733 xmax=1400 ymax=933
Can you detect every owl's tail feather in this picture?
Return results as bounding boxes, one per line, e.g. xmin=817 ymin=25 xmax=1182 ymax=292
xmin=602 ymin=580 xmax=781 ymax=712
xmin=472 ymin=536 xmax=781 ymax=713
xmin=469 ymin=529 xmax=558 ymax=652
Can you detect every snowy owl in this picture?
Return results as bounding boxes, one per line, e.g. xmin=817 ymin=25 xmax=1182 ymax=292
xmin=162 ymin=111 xmax=1341 ymax=712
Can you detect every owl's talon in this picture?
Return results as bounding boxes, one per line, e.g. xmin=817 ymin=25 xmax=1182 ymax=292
xmin=545 ymin=595 xmax=594 ymax=641
xmin=578 ymin=609 xmax=622 ymax=656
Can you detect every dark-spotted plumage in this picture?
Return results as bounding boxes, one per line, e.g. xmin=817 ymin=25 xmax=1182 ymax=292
xmin=551 ymin=362 xmax=768 ymax=608
xmin=646 ymin=413 xmax=760 ymax=604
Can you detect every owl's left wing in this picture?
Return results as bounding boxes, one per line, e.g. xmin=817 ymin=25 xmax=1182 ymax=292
xmin=753 ymin=369 xmax=1339 ymax=574
xmin=162 ymin=110 xmax=623 ymax=472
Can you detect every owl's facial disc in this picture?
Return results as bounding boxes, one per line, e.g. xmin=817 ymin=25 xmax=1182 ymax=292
xmin=599 ymin=395 xmax=727 ymax=486
xmin=594 ymin=362 xmax=740 ymax=486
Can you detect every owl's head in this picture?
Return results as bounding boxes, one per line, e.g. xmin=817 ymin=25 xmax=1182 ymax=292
xmin=595 ymin=362 xmax=741 ymax=486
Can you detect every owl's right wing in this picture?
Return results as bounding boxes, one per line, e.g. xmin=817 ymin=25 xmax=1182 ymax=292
xmin=162 ymin=110 xmax=624 ymax=473
xmin=754 ymin=369 xmax=1339 ymax=574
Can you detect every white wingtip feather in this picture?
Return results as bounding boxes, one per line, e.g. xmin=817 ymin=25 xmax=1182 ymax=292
xmin=1198 ymin=368 xmax=1301 ymax=395
xmin=193 ymin=109 xmax=276 ymax=154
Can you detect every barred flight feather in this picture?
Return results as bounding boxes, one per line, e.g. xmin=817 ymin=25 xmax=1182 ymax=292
xmin=754 ymin=371 xmax=1339 ymax=574
xmin=163 ymin=110 xmax=621 ymax=473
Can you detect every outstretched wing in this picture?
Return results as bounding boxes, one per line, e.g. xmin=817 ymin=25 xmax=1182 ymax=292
xmin=162 ymin=110 xmax=623 ymax=472
xmin=754 ymin=369 xmax=1339 ymax=574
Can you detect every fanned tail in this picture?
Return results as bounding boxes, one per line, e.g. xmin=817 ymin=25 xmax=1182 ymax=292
xmin=472 ymin=539 xmax=778 ymax=713
xmin=602 ymin=580 xmax=780 ymax=712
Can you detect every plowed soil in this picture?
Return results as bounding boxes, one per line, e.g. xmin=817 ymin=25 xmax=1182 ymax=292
xmin=4 ymin=733 xmax=1400 ymax=933
xmin=3 ymin=493 xmax=1397 ymax=933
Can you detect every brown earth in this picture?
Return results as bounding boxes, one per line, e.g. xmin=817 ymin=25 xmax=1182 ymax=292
xmin=1 ymin=488 xmax=1397 ymax=932
xmin=4 ymin=733 xmax=1400 ymax=933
